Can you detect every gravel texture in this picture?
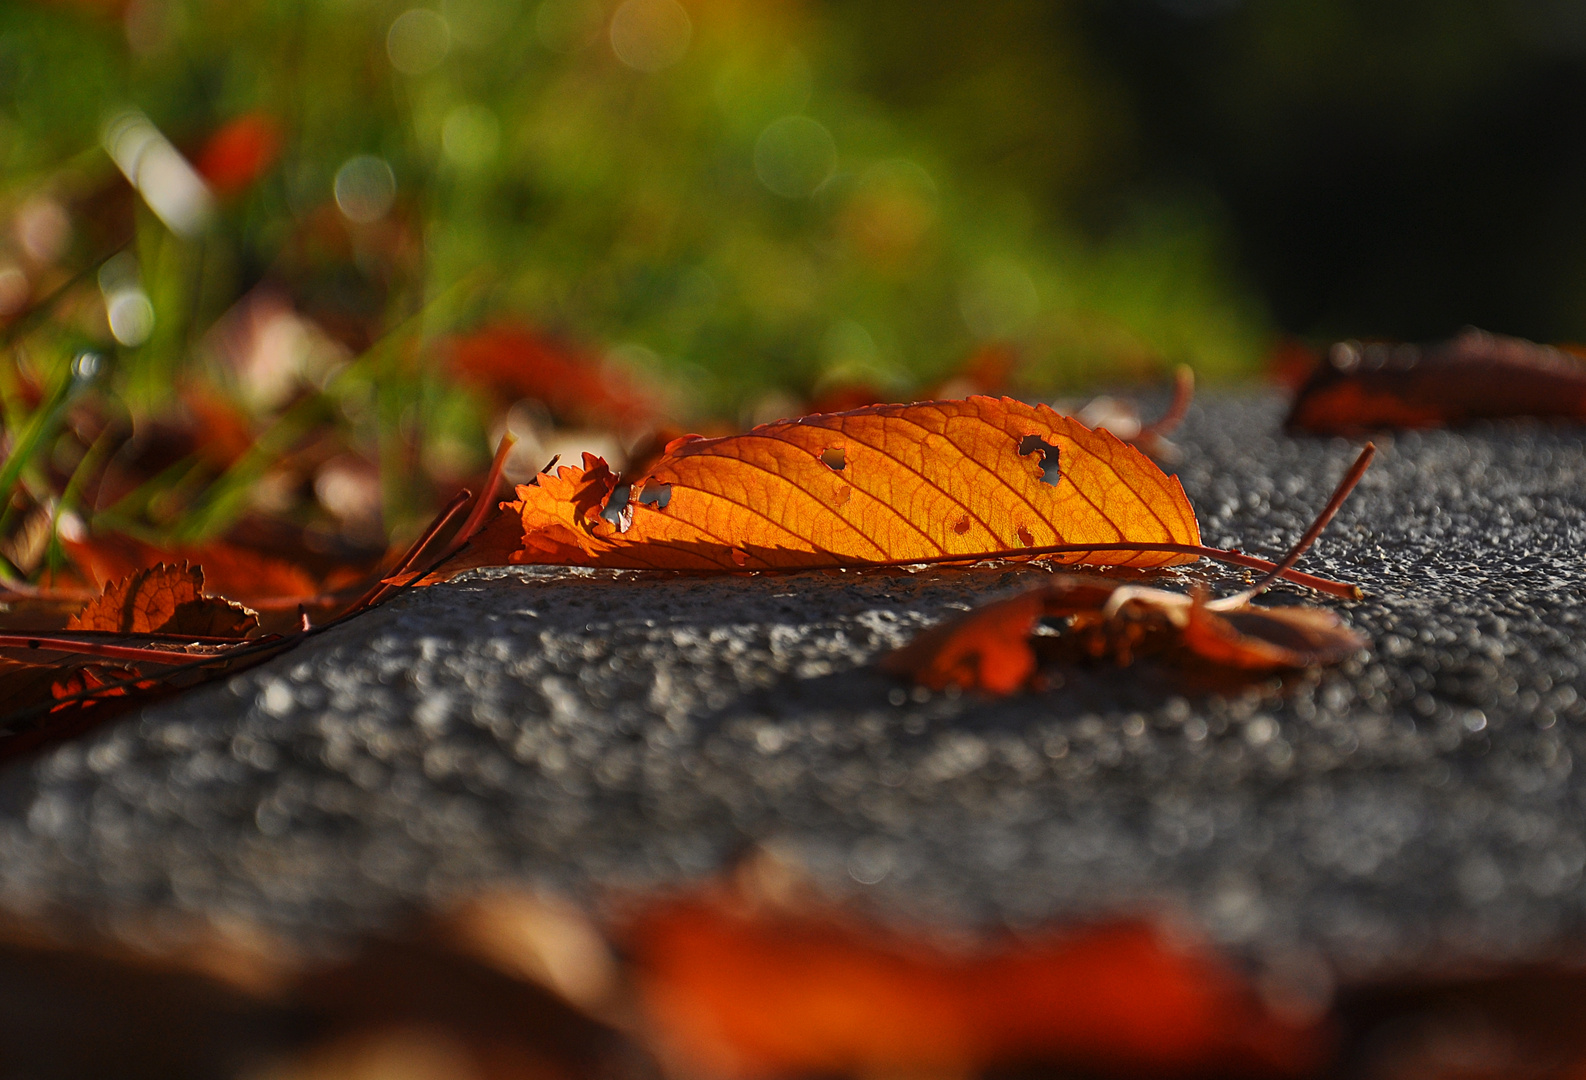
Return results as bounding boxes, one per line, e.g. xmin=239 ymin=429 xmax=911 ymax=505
xmin=3 ymin=393 xmax=1585 ymax=986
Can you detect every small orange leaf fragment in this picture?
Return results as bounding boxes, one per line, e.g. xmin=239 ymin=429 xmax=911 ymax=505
xmin=67 ymin=563 xmax=259 ymax=638
xmin=446 ymin=397 xmax=1201 ymax=574
xmin=878 ymin=592 xmax=1048 ymax=694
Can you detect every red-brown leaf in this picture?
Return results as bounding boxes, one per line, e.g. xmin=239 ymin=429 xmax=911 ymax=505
xmin=445 ymin=325 xmax=659 ymax=431
xmin=66 ymin=563 xmax=259 ymax=637
xmin=881 ymin=578 xmax=1365 ymax=694
xmin=66 ymin=536 xmax=319 ymax=607
xmin=1287 ymin=328 xmax=1586 ymax=433
xmin=193 ymin=111 xmax=283 ymax=197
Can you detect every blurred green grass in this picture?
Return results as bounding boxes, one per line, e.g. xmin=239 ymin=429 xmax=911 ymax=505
xmin=0 ymin=0 xmax=1266 ymax=577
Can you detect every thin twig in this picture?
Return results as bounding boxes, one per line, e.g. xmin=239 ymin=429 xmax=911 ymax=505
xmin=1135 ymin=365 xmax=1195 ymax=440
xmin=0 ymin=634 xmax=237 ymax=665
xmin=345 ymin=488 xmax=472 ymax=614
xmin=1216 ymin=443 xmax=1375 ymax=607
xmin=444 ymin=432 xmax=517 ymax=559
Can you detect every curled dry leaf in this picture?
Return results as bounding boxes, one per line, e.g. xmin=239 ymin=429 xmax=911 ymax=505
xmin=0 ymin=454 xmax=516 ymax=757
xmin=626 ymin=866 xmax=1326 ymax=1079
xmin=1287 ymin=328 xmax=1586 ymax=434
xmin=443 ymin=396 xmax=1203 ymax=574
xmin=65 ymin=536 xmax=321 ymax=608
xmin=879 ymin=578 xmax=1366 ymax=694
xmin=66 ymin=562 xmax=260 ymax=637
xmin=0 ymin=564 xmax=262 ymax=756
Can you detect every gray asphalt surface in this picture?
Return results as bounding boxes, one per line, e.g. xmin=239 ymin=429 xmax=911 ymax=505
xmin=3 ymin=393 xmax=1585 ymax=988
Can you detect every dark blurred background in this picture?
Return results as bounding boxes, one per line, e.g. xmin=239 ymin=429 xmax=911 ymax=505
xmin=843 ymin=0 xmax=1586 ymax=345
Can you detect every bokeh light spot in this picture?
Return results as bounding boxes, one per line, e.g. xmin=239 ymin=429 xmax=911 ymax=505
xmin=610 ymin=0 xmax=691 ymax=73
xmin=444 ymin=0 xmax=516 ymax=49
xmin=0 ymin=266 xmax=29 ymax=316
xmin=15 ymin=197 xmax=71 ymax=264
xmin=102 ymin=110 xmax=215 ymax=238
xmin=387 ymin=8 xmax=451 ymax=75
xmin=334 ymin=156 xmax=397 ymax=223
xmin=106 ymin=289 xmax=155 ymax=346
xmin=442 ymin=104 xmax=501 ymax=168
xmin=754 ymin=115 xmax=837 ymax=199
xmin=838 ymin=160 xmax=939 ymax=268
xmin=959 ymin=259 xmax=1040 ymax=339
xmin=71 ymin=351 xmax=103 ymax=382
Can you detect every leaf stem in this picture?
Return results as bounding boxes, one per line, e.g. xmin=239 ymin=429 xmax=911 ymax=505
xmin=345 ymin=487 xmax=473 ymax=614
xmin=1135 ymin=364 xmax=1195 ymax=440
xmin=754 ymin=542 xmax=1361 ymax=597
xmin=0 ymin=635 xmax=235 ymax=665
xmin=1221 ymin=443 xmax=1376 ymax=606
xmin=445 ymin=432 xmax=516 ymax=557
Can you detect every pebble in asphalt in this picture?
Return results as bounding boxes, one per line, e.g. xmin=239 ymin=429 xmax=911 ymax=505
xmin=2 ymin=394 xmax=1585 ymax=989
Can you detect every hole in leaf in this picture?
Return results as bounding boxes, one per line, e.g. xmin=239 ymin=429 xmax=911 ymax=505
xmin=731 ymin=548 xmax=749 ymax=567
xmin=1018 ymin=434 xmax=1062 ymax=486
xmin=820 ymin=446 xmax=846 ymax=471
xmin=637 ymin=482 xmax=672 ymax=509
xmin=952 ymin=515 xmax=971 ymax=535
xmin=601 ymin=483 xmax=633 ymax=532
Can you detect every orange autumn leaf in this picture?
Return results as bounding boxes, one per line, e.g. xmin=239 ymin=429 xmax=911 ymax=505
xmin=451 ymin=396 xmax=1202 ymax=573
xmin=628 ymin=886 xmax=1326 ymax=1078
xmin=66 ymin=563 xmax=259 ymax=638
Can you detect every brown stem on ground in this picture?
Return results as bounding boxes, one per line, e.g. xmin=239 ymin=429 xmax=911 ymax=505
xmin=446 ymin=433 xmax=518 ymax=557
xmin=1135 ymin=365 xmax=1195 ymax=440
xmin=1226 ymin=443 xmax=1376 ymax=604
xmin=776 ymin=542 xmax=1361 ymax=598
xmin=345 ymin=488 xmax=474 ymax=616
xmin=0 ymin=635 xmax=238 ymax=665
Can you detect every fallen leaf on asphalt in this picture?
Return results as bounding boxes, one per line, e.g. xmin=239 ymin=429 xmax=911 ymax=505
xmin=12 ymin=875 xmax=1586 ymax=1080
xmin=881 ymin=579 xmax=1367 ymax=693
xmin=444 ymin=396 xmax=1204 ymax=573
xmin=625 ymin=861 xmax=1327 ymax=1079
xmin=1287 ymin=328 xmax=1586 ymax=434
xmin=438 ymin=394 xmax=1357 ymax=597
xmin=881 ymin=446 xmax=1374 ymax=693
